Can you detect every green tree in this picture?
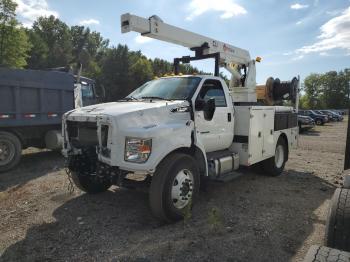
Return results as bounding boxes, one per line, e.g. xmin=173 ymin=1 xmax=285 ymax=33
xmin=70 ymin=25 xmax=108 ymax=77
xmin=304 ymin=74 xmax=322 ymax=109
xmin=299 ymin=94 xmax=309 ymax=109
xmin=27 ymin=15 xmax=72 ymax=69
xmin=130 ymin=56 xmax=154 ymax=87
xmin=97 ymin=45 xmax=132 ymax=101
xmin=303 ymin=69 xmax=350 ymax=109
xmin=0 ymin=0 xmax=31 ymax=68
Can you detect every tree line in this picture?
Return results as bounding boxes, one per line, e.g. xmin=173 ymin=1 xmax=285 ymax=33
xmin=1 ymin=0 xmax=349 ymax=106
xmin=0 ymin=0 xmax=204 ymax=101
xmin=300 ymin=69 xmax=350 ymax=110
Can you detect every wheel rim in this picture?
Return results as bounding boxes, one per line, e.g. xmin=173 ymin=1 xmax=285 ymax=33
xmin=0 ymin=140 xmax=15 ymax=166
xmin=171 ymin=169 xmax=194 ymax=209
xmin=275 ymin=144 xmax=284 ymax=169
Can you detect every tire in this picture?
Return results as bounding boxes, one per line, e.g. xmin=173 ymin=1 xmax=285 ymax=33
xmin=0 ymin=131 xmax=22 ymax=173
xmin=149 ymin=153 xmax=200 ymax=223
xmin=70 ymin=171 xmax=111 ymax=194
xmin=316 ymin=119 xmax=323 ymax=125
xmin=325 ymin=188 xmax=350 ymax=251
xmin=262 ymin=136 xmax=287 ymax=177
xmin=303 ymin=245 xmax=350 ymax=262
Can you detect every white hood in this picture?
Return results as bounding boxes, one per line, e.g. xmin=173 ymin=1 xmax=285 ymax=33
xmin=64 ymin=100 xmax=192 ymax=134
xmin=67 ymin=100 xmax=190 ymax=117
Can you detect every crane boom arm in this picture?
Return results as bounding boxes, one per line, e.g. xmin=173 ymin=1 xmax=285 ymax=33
xmin=121 ymin=13 xmax=251 ymax=65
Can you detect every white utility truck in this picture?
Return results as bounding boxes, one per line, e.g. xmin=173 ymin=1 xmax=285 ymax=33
xmin=62 ymin=13 xmax=299 ymax=222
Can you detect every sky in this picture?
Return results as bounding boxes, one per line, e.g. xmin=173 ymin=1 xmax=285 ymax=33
xmin=14 ymin=0 xmax=350 ymax=83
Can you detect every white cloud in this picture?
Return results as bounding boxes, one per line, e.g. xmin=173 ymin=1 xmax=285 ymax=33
xmin=79 ymin=19 xmax=100 ymax=26
xmin=319 ymin=52 xmax=330 ymax=56
xmin=292 ymin=55 xmax=304 ymax=60
xmin=15 ymin=0 xmax=59 ymax=28
xmin=326 ymin=9 xmax=343 ymax=16
xmin=186 ymin=0 xmax=247 ymax=21
xmin=135 ymin=35 xmax=153 ymax=44
xmin=296 ymin=7 xmax=350 ymax=54
xmin=296 ymin=20 xmax=303 ymax=25
xmin=290 ymin=3 xmax=309 ymax=10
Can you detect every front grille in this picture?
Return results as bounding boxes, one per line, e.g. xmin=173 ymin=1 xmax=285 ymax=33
xmin=100 ymin=124 xmax=110 ymax=158
xmin=101 ymin=125 xmax=109 ymax=147
xmin=67 ymin=120 xmax=98 ymax=148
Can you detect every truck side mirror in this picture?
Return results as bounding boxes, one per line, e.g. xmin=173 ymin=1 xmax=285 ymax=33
xmin=195 ymin=99 xmax=205 ymax=111
xmin=203 ymin=98 xmax=216 ymax=121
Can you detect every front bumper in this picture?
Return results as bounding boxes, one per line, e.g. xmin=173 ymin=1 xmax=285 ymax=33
xmin=62 ymin=114 xmax=194 ymax=174
xmin=300 ymin=122 xmax=315 ymax=129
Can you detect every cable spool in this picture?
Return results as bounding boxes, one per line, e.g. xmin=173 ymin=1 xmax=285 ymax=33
xmin=256 ymin=77 xmax=298 ymax=105
xmin=273 ymin=77 xmax=298 ymax=102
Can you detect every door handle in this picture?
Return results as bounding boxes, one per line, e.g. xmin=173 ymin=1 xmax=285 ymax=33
xmin=228 ymin=113 xmax=232 ymax=122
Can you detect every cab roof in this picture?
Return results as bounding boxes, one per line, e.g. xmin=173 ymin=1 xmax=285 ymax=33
xmin=157 ymin=74 xmax=223 ymax=81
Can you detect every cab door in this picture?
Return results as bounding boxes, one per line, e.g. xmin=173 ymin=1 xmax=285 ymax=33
xmin=193 ymin=79 xmax=234 ymax=152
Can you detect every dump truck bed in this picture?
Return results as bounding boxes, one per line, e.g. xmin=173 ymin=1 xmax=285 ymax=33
xmin=0 ymin=68 xmax=74 ymax=127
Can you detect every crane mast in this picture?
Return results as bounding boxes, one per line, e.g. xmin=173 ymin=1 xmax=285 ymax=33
xmin=121 ymin=13 xmax=259 ymax=102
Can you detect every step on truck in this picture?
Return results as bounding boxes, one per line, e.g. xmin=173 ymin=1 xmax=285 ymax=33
xmin=0 ymin=68 xmax=103 ymax=172
xmin=62 ymin=13 xmax=299 ymax=222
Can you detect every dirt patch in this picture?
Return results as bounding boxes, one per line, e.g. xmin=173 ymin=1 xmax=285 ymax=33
xmin=0 ymin=119 xmax=347 ymax=261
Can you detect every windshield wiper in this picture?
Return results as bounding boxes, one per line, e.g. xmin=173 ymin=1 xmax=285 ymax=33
xmin=118 ymin=96 xmax=139 ymax=102
xmin=141 ymin=96 xmax=171 ymax=101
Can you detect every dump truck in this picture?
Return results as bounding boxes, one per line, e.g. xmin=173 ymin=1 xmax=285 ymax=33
xmin=0 ymin=68 xmax=103 ymax=172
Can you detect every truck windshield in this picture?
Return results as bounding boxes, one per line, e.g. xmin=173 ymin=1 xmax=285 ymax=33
xmin=127 ymin=77 xmax=202 ymax=100
xmin=81 ymin=82 xmax=94 ymax=99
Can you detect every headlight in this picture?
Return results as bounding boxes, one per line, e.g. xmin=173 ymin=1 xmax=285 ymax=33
xmin=125 ymin=137 xmax=152 ymax=163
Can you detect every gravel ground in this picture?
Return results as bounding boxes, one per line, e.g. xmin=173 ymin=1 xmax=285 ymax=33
xmin=0 ymin=119 xmax=347 ymax=262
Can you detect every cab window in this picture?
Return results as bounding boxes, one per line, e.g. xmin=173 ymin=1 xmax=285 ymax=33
xmin=196 ymin=79 xmax=227 ymax=107
xmin=81 ymin=82 xmax=94 ymax=99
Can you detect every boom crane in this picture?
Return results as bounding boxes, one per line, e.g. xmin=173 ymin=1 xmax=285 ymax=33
xmin=121 ymin=13 xmax=259 ymax=103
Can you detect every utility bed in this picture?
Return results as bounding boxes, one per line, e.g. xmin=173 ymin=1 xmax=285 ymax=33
xmin=231 ymin=106 xmax=298 ymax=166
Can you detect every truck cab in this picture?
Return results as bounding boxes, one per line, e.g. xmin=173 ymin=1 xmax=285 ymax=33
xmin=74 ymin=76 xmax=104 ymax=108
xmin=62 ymin=75 xmax=298 ymax=222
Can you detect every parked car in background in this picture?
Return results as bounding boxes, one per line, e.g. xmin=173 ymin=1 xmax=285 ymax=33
xmin=299 ymin=110 xmax=328 ymax=125
xmin=320 ymin=110 xmax=343 ymax=122
xmin=314 ymin=110 xmax=335 ymax=121
xmin=333 ymin=109 xmax=346 ymax=115
xmin=298 ymin=115 xmax=315 ymax=132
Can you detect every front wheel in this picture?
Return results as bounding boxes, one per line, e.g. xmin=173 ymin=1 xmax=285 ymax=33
xmin=70 ymin=171 xmax=111 ymax=194
xmin=149 ymin=153 xmax=200 ymax=223
xmin=0 ymin=131 xmax=22 ymax=173
xmin=262 ymin=137 xmax=287 ymax=176
xmin=315 ymin=119 xmax=323 ymax=125
xmin=325 ymin=188 xmax=350 ymax=251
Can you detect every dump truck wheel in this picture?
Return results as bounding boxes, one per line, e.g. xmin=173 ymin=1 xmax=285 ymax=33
xmin=325 ymin=188 xmax=350 ymax=251
xmin=149 ymin=153 xmax=200 ymax=223
xmin=303 ymin=245 xmax=350 ymax=262
xmin=70 ymin=171 xmax=111 ymax=194
xmin=262 ymin=136 xmax=287 ymax=177
xmin=0 ymin=131 xmax=22 ymax=173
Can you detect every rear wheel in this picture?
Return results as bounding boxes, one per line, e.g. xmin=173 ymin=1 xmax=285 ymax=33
xmin=262 ymin=136 xmax=287 ymax=176
xmin=325 ymin=188 xmax=350 ymax=251
xmin=0 ymin=131 xmax=22 ymax=173
xmin=315 ymin=119 xmax=323 ymax=125
xmin=149 ymin=153 xmax=200 ymax=222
